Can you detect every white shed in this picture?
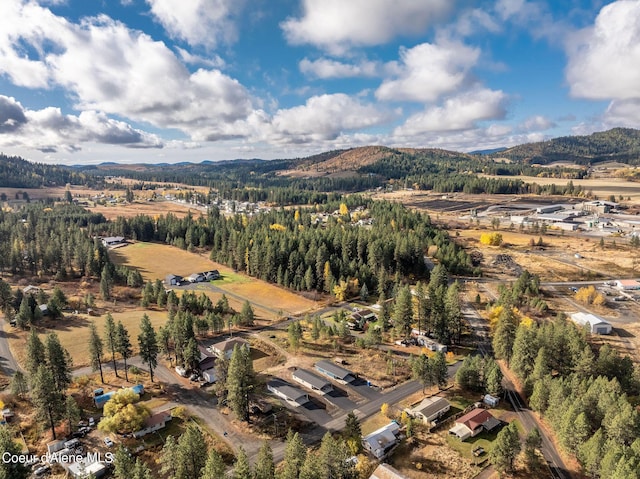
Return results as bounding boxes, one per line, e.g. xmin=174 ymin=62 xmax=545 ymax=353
xmin=570 ymin=312 xmax=612 ymax=335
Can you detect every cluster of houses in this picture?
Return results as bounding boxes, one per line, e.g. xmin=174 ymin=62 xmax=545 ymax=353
xmin=311 ymin=206 xmax=373 ymax=227
xmin=165 ymin=269 xmax=220 ymax=286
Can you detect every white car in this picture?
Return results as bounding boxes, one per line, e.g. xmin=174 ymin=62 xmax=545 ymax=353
xmin=103 ymin=437 xmax=114 ymax=448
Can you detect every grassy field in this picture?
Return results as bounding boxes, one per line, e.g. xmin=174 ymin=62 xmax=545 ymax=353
xmin=9 ymin=308 xmax=168 ymax=368
xmin=111 ymin=242 xmax=317 ymax=317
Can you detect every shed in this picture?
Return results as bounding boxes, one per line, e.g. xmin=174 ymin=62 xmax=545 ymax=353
xmin=409 ymin=396 xmax=450 ymax=424
xmin=292 ymin=369 xmax=333 ymax=394
xmin=570 ymin=312 xmax=612 ymax=335
xmin=202 ymin=368 xmax=217 ymax=384
xmin=483 ymin=394 xmax=500 ymax=407
xmin=315 ymin=360 xmax=355 ymax=384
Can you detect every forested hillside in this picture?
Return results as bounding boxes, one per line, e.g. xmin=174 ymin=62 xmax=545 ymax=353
xmin=493 ymin=127 xmax=640 ymax=164
xmin=0 ymin=154 xmax=98 ymax=188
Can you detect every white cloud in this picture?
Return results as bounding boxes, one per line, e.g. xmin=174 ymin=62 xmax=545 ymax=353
xmin=0 ymin=2 xmax=254 ymax=141
xmin=602 ymin=99 xmax=640 ymax=129
xmin=393 ymin=88 xmax=508 ymax=137
xmin=299 ymin=57 xmax=379 ymax=79
xmin=376 ymin=41 xmax=480 ymax=103
xmin=0 ymin=95 xmax=162 ymax=152
xmin=176 ymin=47 xmax=225 ymax=68
xmin=269 ymin=94 xmax=392 ymax=144
xmin=281 ymin=0 xmax=451 ymax=54
xmin=519 ymin=115 xmax=556 ymax=132
xmin=145 ymin=0 xmax=244 ymax=48
xmin=566 ymin=0 xmax=640 ymax=101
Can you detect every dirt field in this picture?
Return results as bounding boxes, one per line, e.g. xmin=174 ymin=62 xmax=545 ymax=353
xmin=90 ymin=200 xmax=203 ymax=220
xmin=9 ymin=308 xmax=168 ymax=368
xmin=110 ymin=242 xmax=317 ymax=317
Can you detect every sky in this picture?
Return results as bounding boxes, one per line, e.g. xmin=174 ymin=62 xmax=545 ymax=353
xmin=0 ymin=0 xmax=638 ymax=165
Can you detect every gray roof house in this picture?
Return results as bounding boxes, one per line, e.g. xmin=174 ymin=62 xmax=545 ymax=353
xmin=315 ymin=360 xmax=356 ymax=384
xmin=267 ymin=380 xmax=309 ymax=407
xmin=362 ymin=422 xmax=402 ymax=459
xmin=409 ymin=396 xmax=450 ymax=424
xmin=292 ymin=369 xmax=333 ymax=394
xmin=208 ymin=337 xmax=249 ymax=359
xmin=165 ymin=274 xmax=183 ymax=286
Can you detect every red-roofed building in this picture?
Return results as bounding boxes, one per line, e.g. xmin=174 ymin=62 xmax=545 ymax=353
xmin=449 ymin=408 xmax=501 ymax=440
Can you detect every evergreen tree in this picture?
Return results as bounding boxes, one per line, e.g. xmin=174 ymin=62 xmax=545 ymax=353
xmin=490 ymin=422 xmax=521 ymax=473
xmin=412 ymin=354 xmax=433 ymax=393
xmin=100 ymin=265 xmax=112 ymax=300
xmin=0 ymin=426 xmax=29 ymax=479
xmin=10 ymin=370 xmax=28 ymax=398
xmin=175 ymin=425 xmax=207 ymax=479
xmin=88 ymin=321 xmax=105 ymax=384
xmin=253 ymin=442 xmax=275 ymax=479
xmin=280 ymin=430 xmax=306 ymax=479
xmin=233 ymin=446 xmax=252 ymax=479
xmin=16 ymin=295 xmax=33 ymax=328
xmin=492 ymin=306 xmax=518 ymax=365
xmin=104 ymin=313 xmax=119 ymax=378
xmin=445 ymin=282 xmax=462 ymax=343
xmin=133 ymin=459 xmax=152 ymax=479
xmin=115 ymin=321 xmax=132 ymax=382
xmin=344 ymin=411 xmax=362 ymax=453
xmin=200 ymin=448 xmax=225 ymax=479
xmin=114 ymin=445 xmax=135 ymax=479
xmin=30 ymin=365 xmax=64 ymax=439
xmin=524 ymin=427 xmax=542 ymax=471
xmin=432 ymin=350 xmax=448 ymax=388
xmin=414 ymin=281 xmax=429 ymax=334
xmin=159 ymin=435 xmax=178 ymax=479
xmin=183 ymin=337 xmax=200 ymax=372
xmin=64 ymin=395 xmax=82 ymax=434
xmin=25 ymin=328 xmax=45 ymax=376
xmin=227 ymin=345 xmax=255 ymax=421
xmin=138 ymin=314 xmax=159 ymax=382
xmin=240 ymin=301 xmax=254 ymax=326
xmin=288 ymin=321 xmax=303 ymax=351
xmin=46 ymin=332 xmax=72 ymax=392
xmin=484 ymin=358 xmax=504 ymax=396
xmin=393 ymin=285 xmax=413 ymax=340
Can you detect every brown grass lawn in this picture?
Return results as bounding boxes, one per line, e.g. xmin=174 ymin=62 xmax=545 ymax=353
xmin=111 ymin=242 xmax=317 ymax=317
xmin=90 ymin=200 xmax=202 ymax=220
xmin=9 ymin=309 xmax=168 ymax=369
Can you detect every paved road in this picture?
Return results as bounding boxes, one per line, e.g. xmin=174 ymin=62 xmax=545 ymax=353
xmin=0 ymin=316 xmax=21 ymax=377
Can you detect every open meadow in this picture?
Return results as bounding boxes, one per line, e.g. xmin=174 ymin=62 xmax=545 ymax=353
xmin=110 ymin=242 xmax=317 ymax=317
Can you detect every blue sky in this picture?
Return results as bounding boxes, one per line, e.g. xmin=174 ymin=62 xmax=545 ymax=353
xmin=0 ymin=0 xmax=637 ymax=164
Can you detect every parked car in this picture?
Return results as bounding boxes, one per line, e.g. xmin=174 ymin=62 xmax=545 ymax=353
xmin=33 ymin=465 xmax=51 ymax=476
xmin=88 ymin=417 xmax=95 ymax=427
xmin=103 ymin=437 xmax=114 ymax=447
xmin=472 ymin=446 xmax=485 ymax=457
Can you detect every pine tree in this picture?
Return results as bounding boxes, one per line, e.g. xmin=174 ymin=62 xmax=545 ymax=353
xmin=16 ymin=295 xmax=32 ymax=328
xmin=492 ymin=306 xmax=518 ymax=365
xmin=412 ymin=354 xmax=432 ymax=393
xmin=233 ymin=446 xmax=252 ymax=479
xmin=115 ymin=321 xmax=132 ymax=382
xmin=10 ymin=371 xmax=28 ymax=398
xmin=524 ymin=427 xmax=542 ymax=470
xmin=104 ymin=313 xmax=119 ymax=378
xmin=393 ymin=285 xmax=413 ymax=339
xmin=432 ymin=350 xmax=449 ymax=388
xmin=114 ymin=445 xmax=135 ymax=479
xmin=64 ymin=395 xmax=82 ymax=434
xmin=227 ymin=345 xmax=255 ymax=421
xmin=25 ymin=328 xmax=45 ymax=376
xmin=0 ymin=426 xmax=29 ymax=479
xmin=240 ymin=300 xmax=254 ymax=326
xmin=484 ymin=358 xmax=504 ymax=396
xmin=138 ymin=314 xmax=158 ymax=382
xmin=200 ymin=448 xmax=225 ymax=479
xmin=46 ymin=332 xmax=72 ymax=392
xmin=176 ymin=425 xmax=207 ymax=479
xmin=133 ymin=459 xmax=152 ymax=479
xmin=490 ymin=422 xmax=521 ymax=473
xmin=288 ymin=321 xmax=303 ymax=351
xmin=280 ymin=430 xmax=306 ymax=479
xmin=88 ymin=322 xmax=105 ymax=384
xmin=30 ymin=365 xmax=64 ymax=439
xmin=100 ymin=265 xmax=112 ymax=300
xmin=445 ymin=282 xmax=462 ymax=343
xmin=253 ymin=442 xmax=275 ymax=479
xmin=159 ymin=435 xmax=178 ymax=479
xmin=343 ymin=411 xmax=362 ymax=452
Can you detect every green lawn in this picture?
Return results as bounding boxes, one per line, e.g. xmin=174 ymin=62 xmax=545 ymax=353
xmin=214 ymin=271 xmax=252 ymax=285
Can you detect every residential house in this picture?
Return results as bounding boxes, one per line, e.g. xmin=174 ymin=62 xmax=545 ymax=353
xmin=165 ymin=274 xmax=183 ymax=286
xmin=362 ymin=422 xmax=402 ymax=459
xmin=449 ymin=409 xmax=501 ymax=441
xmin=204 ymin=270 xmax=220 ymax=280
xmin=133 ymin=411 xmax=172 ymax=438
xmin=267 ymin=380 xmax=309 ymax=407
xmin=68 ymin=459 xmax=107 ymax=478
xmin=22 ymin=285 xmax=41 ymax=295
xmin=409 ymin=396 xmax=450 ymax=424
xmin=570 ymin=312 xmax=612 ymax=335
xmin=208 ymin=337 xmax=250 ymax=360
xmin=101 ymin=236 xmax=125 ymax=248
xmin=186 ymin=273 xmax=205 ymax=283
xmin=615 ymin=279 xmax=640 ymax=290
xmin=292 ymin=369 xmax=333 ymax=395
xmin=369 ymin=463 xmax=409 ymax=479
xmin=315 ymin=360 xmax=356 ymax=384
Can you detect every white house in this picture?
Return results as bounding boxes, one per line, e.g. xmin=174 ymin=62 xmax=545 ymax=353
xmin=315 ymin=360 xmax=356 ymax=384
xmin=362 ymin=422 xmax=401 ymax=459
xmin=267 ymin=380 xmax=309 ymax=407
xmin=292 ymin=369 xmax=333 ymax=395
xmin=570 ymin=312 xmax=612 ymax=335
xmin=409 ymin=396 xmax=450 ymax=424
xmin=369 ymin=463 xmax=409 ymax=479
xmin=208 ymin=337 xmax=249 ymax=359
xmin=133 ymin=411 xmax=172 ymax=438
xmin=101 ymin=236 xmax=125 ymax=248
